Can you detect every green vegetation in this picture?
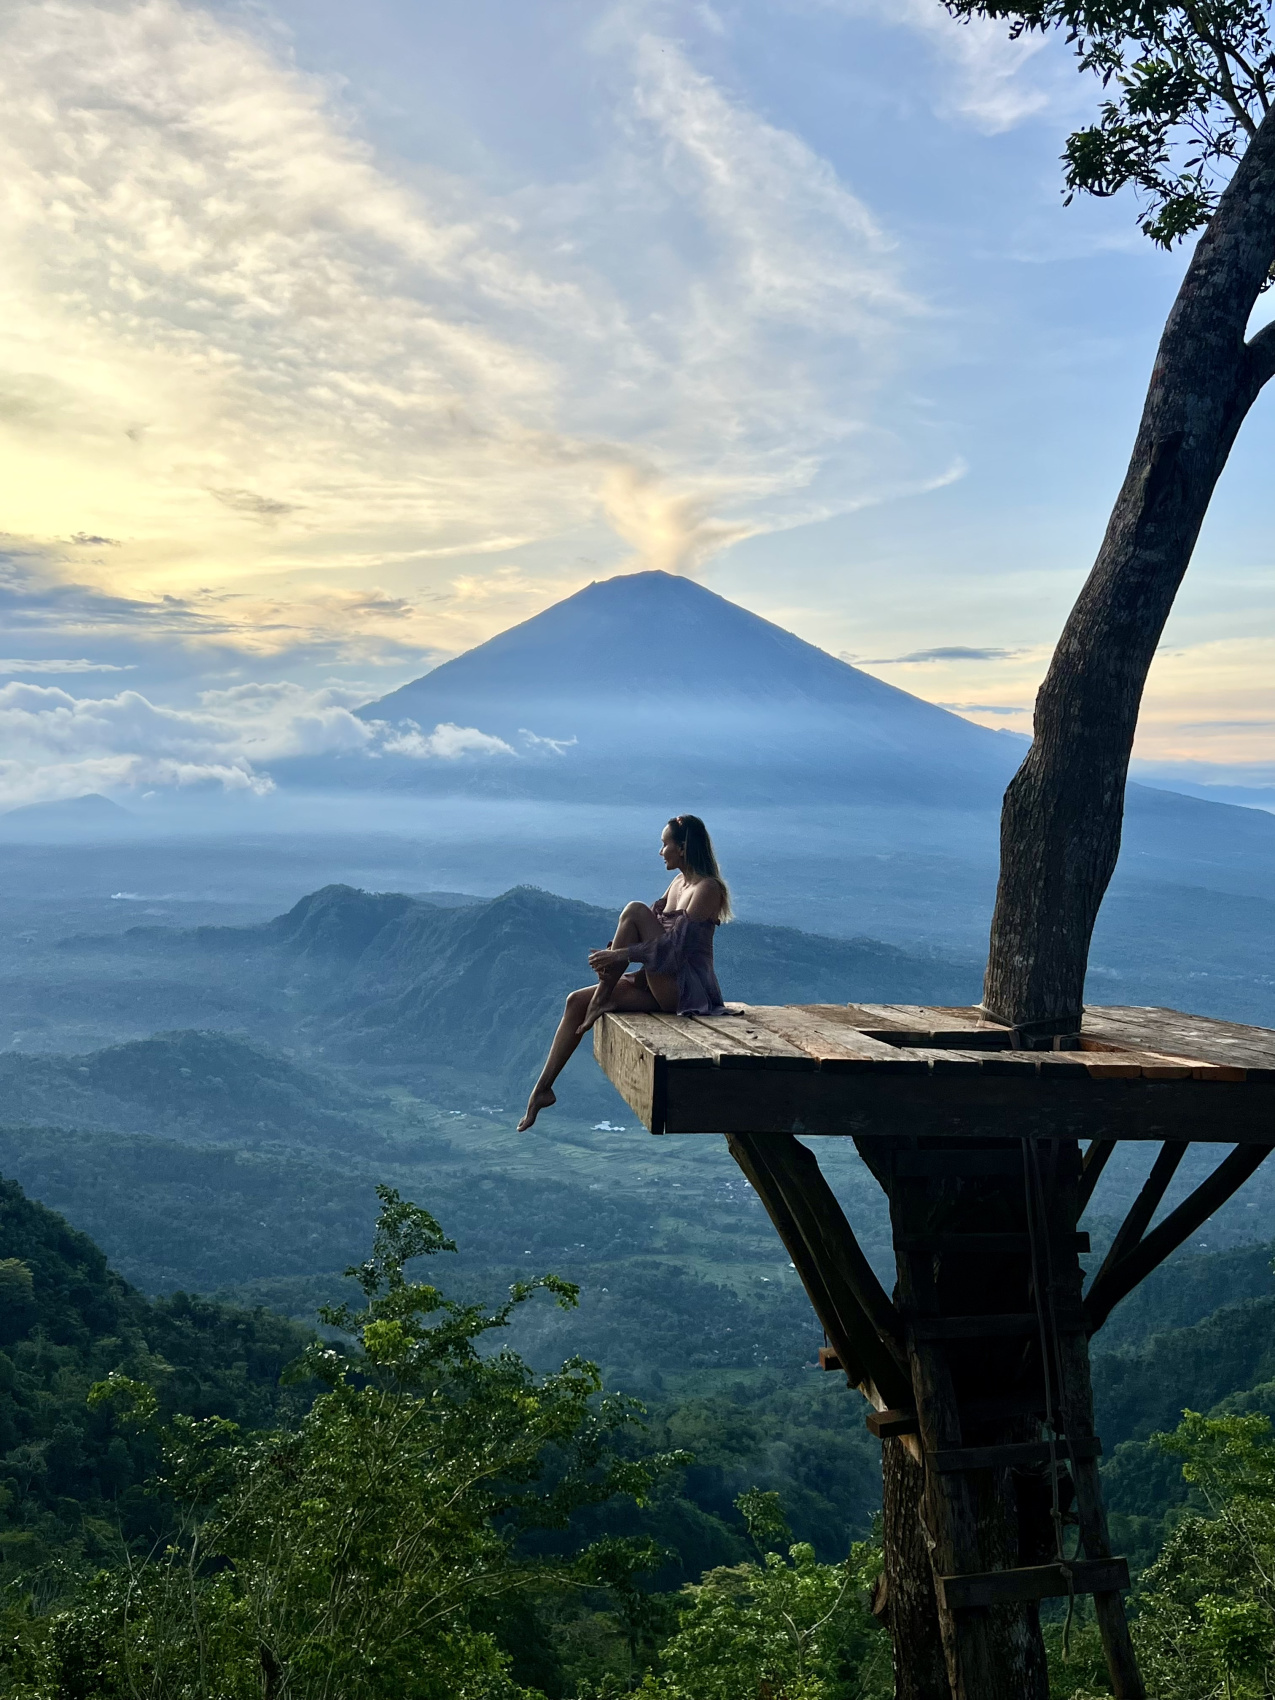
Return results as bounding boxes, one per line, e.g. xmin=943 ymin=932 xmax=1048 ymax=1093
xmin=0 ymin=1189 xmax=889 ymax=1700
xmin=3 ymin=1165 xmax=1275 ymax=1696
xmin=0 ymin=1178 xmax=311 ymax=1597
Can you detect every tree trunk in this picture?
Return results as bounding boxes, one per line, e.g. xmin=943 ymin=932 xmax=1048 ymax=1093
xmin=880 ymin=1436 xmax=952 ymax=1699
xmin=983 ymin=106 xmax=1275 ymax=1035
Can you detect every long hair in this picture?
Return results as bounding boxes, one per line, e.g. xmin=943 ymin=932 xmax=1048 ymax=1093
xmin=668 ymin=814 xmax=732 ymax=921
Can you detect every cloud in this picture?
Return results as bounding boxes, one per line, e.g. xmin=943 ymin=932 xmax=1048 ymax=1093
xmin=938 ymin=701 xmax=1028 ymax=714
xmin=0 ymin=0 xmax=938 ymax=632
xmin=0 ymin=677 xmax=517 ymax=807
xmin=519 ymin=728 xmax=578 ymax=755
xmin=832 ymin=0 xmax=1053 ymax=132
xmin=860 ymin=644 xmax=1028 ymax=663
xmin=379 ymin=721 xmax=515 ymax=760
xmin=0 ymin=658 xmax=135 ymax=675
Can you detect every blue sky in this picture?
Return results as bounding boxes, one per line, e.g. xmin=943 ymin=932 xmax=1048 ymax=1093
xmin=0 ymin=0 xmax=1271 ymax=806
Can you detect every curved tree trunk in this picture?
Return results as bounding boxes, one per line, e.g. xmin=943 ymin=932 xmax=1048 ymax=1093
xmin=983 ymin=107 xmax=1275 ymax=1035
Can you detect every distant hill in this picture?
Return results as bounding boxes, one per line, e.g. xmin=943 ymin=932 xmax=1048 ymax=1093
xmin=0 ymin=1030 xmax=376 ymax=1149
xmin=0 ymin=792 xmax=135 ymax=840
xmin=78 ymin=883 xmax=978 ymax=1091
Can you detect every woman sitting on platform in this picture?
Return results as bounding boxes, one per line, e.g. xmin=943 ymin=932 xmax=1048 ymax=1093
xmin=517 ymin=814 xmax=731 ymax=1130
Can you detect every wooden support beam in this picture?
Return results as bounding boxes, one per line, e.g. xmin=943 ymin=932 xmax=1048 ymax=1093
xmin=1087 ymin=1141 xmax=1186 ymax=1305
xmin=937 ymin=1559 xmax=1130 ymax=1612
xmin=933 ymin=1436 xmax=1102 ymax=1473
xmin=726 ymin=1132 xmax=912 ymax=1409
xmin=1078 ymin=1138 xmax=1116 ymax=1212
xmin=1086 ymin=1142 xmax=1275 ymax=1332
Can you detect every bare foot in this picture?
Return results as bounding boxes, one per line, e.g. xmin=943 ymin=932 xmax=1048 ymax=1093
xmin=577 ymin=971 xmax=624 ymax=1035
xmin=517 ymin=1085 xmax=556 ymax=1131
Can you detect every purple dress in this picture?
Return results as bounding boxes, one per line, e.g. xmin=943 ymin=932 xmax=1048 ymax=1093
xmin=624 ymin=910 xmax=727 ymax=1016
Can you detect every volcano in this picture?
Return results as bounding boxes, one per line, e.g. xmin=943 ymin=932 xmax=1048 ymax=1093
xmin=341 ymin=570 xmax=1026 ymax=806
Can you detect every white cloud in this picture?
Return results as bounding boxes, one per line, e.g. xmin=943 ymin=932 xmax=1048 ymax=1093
xmin=379 ymin=721 xmax=516 ymax=760
xmin=0 ymin=658 xmax=135 ymax=674
xmin=0 ymin=0 xmax=940 ymax=616
xmin=0 ymin=677 xmax=515 ymax=806
xmin=832 ymin=0 xmax=1052 ymax=133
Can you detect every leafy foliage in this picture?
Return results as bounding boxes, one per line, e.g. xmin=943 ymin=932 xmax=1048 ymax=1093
xmin=632 ymin=1488 xmax=888 ymax=1700
xmin=1134 ymin=1409 xmax=1275 ymax=1697
xmin=0 ymin=1179 xmax=310 ymax=1596
xmin=945 ymin=1 xmax=1275 ymax=247
xmin=6 ymin=1190 xmax=684 ymax=1700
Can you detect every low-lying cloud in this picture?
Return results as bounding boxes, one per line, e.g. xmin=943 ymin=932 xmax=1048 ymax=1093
xmin=0 ymin=679 xmax=518 ymax=809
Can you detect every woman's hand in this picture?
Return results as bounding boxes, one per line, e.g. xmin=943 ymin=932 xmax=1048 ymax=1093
xmin=589 ymin=947 xmax=628 ymax=972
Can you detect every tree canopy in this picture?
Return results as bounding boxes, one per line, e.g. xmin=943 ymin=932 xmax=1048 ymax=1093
xmin=945 ymin=3 xmax=1275 ymax=245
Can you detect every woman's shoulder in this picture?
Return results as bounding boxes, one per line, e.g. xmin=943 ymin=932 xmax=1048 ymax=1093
xmin=684 ymin=876 xmax=726 ymax=920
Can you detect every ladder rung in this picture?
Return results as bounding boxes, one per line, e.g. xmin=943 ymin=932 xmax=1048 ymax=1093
xmin=938 ymin=1558 xmax=1130 ymax=1612
xmin=913 ymin=1311 xmax=1084 ymax=1341
xmin=865 ymin=1407 xmax=919 ymax=1439
xmin=892 ymin=1150 xmax=1023 ymax=1178
xmin=899 ymin=1232 xmax=1090 ymax=1254
xmin=933 ymin=1436 xmax=1102 ymax=1473
xmin=913 ymin=1314 xmax=1037 ymax=1340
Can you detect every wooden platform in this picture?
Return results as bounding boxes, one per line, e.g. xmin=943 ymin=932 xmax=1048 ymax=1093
xmin=593 ymin=1003 xmax=1275 ymax=1142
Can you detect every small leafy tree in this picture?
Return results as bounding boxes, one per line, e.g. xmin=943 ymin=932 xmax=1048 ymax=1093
xmin=1134 ymin=1409 xmax=1275 ymax=1698
xmin=13 ymin=1188 xmax=678 ymax=1700
xmin=638 ymin=1489 xmax=889 ymax=1700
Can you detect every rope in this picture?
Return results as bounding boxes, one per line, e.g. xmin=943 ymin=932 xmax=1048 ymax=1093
xmin=1022 ymin=1135 xmax=1078 ymax=1656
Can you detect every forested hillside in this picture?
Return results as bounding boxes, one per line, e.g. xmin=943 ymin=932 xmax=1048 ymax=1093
xmin=2 ymin=1178 xmax=1274 ymax=1698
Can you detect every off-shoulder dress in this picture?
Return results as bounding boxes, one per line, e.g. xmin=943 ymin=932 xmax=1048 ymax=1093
xmin=622 ymin=903 xmax=726 ymax=1017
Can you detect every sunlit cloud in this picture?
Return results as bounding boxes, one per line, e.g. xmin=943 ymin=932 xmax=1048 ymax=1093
xmin=0 ymin=0 xmax=936 ymax=652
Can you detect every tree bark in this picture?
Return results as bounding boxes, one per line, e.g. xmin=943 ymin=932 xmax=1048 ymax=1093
xmin=983 ymin=105 xmax=1275 ymax=1034
xmin=880 ymin=1436 xmax=952 ymax=1700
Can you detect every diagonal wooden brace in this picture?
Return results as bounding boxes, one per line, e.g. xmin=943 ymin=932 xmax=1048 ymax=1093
xmin=726 ymin=1131 xmax=912 ymax=1410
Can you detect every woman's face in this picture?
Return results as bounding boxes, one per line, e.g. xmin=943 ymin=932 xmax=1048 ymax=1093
xmin=660 ymin=827 xmax=686 ymax=871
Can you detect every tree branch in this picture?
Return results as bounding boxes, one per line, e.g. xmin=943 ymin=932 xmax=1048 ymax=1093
xmin=1245 ymin=316 xmax=1275 ymax=394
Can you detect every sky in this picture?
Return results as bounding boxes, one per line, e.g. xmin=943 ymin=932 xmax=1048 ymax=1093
xmin=1 ymin=0 xmax=1274 ymax=809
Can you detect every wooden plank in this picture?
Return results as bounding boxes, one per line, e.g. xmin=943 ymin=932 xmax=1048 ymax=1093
xmin=849 ymin=1002 xmax=992 ymax=1033
xmin=648 ymin=1012 xmax=814 ymax=1071
xmin=741 ymin=1005 xmax=929 ymax=1073
xmin=1083 ymin=1006 xmax=1275 ymax=1075
xmin=933 ymin=1436 xmax=1103 ymax=1473
xmin=660 ymin=1068 xmax=1275 ymax=1141
xmin=866 ymin=1407 xmax=919 ymax=1438
xmin=938 ymin=1559 xmax=1130 ymax=1612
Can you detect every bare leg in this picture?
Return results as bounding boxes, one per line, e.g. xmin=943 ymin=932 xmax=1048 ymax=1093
xmin=519 ymin=976 xmax=660 ymax=1130
xmin=519 ymin=987 xmax=592 ymax=1129
xmin=579 ymin=901 xmax=665 ymax=1033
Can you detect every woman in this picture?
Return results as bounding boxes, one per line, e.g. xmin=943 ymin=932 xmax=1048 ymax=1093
xmin=517 ymin=814 xmax=731 ymax=1131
